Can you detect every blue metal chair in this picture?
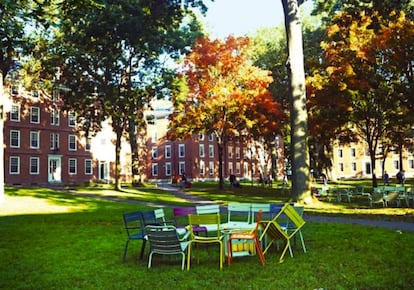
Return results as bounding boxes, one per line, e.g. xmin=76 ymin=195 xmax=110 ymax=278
xmin=122 ymin=211 xmax=147 ymax=262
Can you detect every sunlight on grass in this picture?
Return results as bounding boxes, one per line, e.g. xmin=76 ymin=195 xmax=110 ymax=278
xmin=0 ymin=195 xmax=88 ymax=216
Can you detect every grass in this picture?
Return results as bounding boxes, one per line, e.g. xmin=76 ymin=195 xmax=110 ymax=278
xmin=1 ymin=183 xmax=414 ymax=289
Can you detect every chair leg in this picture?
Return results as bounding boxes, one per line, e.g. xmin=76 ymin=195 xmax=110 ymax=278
xmin=139 ymin=239 xmax=146 ymax=260
xmin=227 ymin=238 xmax=233 ymax=265
xmin=187 ymin=242 xmax=192 ymax=270
xmin=147 ymin=252 xmax=153 ymax=268
xmin=253 ymin=238 xmax=265 ymax=266
xmin=123 ymin=240 xmax=130 ymax=263
xmin=299 ymin=231 xmax=307 ymax=253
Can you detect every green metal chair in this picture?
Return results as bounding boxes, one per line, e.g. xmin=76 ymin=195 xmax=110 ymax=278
xmin=259 ymin=203 xmax=306 ymax=263
xmin=145 ymin=225 xmax=189 ymax=270
xmin=187 ymin=213 xmax=224 ymax=270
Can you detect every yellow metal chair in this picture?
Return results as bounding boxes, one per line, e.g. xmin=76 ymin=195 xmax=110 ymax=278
xmin=187 ymin=213 xmax=224 ymax=270
xmin=259 ymin=203 xmax=306 ymax=263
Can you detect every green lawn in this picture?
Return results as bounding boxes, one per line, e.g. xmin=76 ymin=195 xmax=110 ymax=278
xmin=1 ymin=185 xmax=414 ymax=289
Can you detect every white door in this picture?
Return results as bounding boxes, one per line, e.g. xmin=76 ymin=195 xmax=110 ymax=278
xmin=48 ymin=156 xmax=62 ymax=183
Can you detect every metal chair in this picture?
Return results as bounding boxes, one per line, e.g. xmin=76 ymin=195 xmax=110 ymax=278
xmin=227 ymin=210 xmax=265 ymax=266
xmin=145 ymin=225 xmax=189 ymax=270
xmin=122 ymin=211 xmax=147 ymax=262
xmin=187 ymin=213 xmax=224 ymax=270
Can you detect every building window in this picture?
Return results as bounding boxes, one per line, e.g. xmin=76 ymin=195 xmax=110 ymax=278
xmin=68 ymin=158 xmax=77 ymax=174
xmin=152 ymin=163 xmax=158 ymax=176
xmin=32 ymin=90 xmax=39 ymax=98
xmin=209 ymin=145 xmax=214 ymax=158
xmin=351 ymin=148 xmax=356 ymax=157
xmin=85 ymin=159 xmax=93 ymax=175
xmin=198 ymin=133 xmax=204 ymax=140
xmin=208 ymin=134 xmax=214 ymax=141
xmin=179 ymin=161 xmax=185 ymax=175
xmin=68 ymin=111 xmax=76 ymax=127
xmin=339 ymin=163 xmax=344 ymax=172
xmin=338 ymin=149 xmax=343 ymax=158
xmin=228 ymin=146 xmax=233 ymax=158
xmin=235 ymin=147 xmax=240 ymax=159
xmin=152 ymin=146 xmax=158 ymax=159
xmin=199 ymin=160 xmax=205 ymax=176
xmin=9 ymin=156 xmax=20 ymax=174
xmin=236 ymin=162 xmax=241 ymax=174
xmin=11 ymin=85 xmax=19 ymax=95
xmin=30 ymin=157 xmax=40 ymax=174
xmin=50 ymin=109 xmax=60 ymax=125
xmin=68 ymin=135 xmax=77 ymax=151
xmin=179 ymin=144 xmax=185 ymax=158
xmin=10 ymin=105 xmax=20 ymax=121
xmin=50 ymin=133 xmax=60 ymax=150
xmin=165 ymin=162 xmax=172 ymax=176
xmin=209 ymin=161 xmax=214 ymax=175
xmin=30 ymin=107 xmax=40 ymax=124
xmin=165 ymin=145 xmax=171 ymax=159
xmin=10 ymin=130 xmax=20 ymax=148
xmin=351 ymin=162 xmax=357 ymax=171
xmin=30 ymin=131 xmax=40 ymax=149
xmin=85 ymin=137 xmax=91 ymax=151
xmin=409 ymin=160 xmax=414 ymax=169
xmin=393 ymin=160 xmax=399 ymax=170
xmin=199 ymin=144 xmax=205 ymax=157
xmin=228 ymin=162 xmax=233 ymax=174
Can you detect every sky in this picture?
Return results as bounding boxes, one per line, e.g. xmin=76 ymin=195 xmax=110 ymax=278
xmin=202 ymin=0 xmax=285 ymax=39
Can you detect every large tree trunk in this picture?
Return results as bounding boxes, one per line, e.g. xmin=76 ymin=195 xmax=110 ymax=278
xmin=282 ymin=0 xmax=311 ymax=203
xmin=128 ymin=119 xmax=141 ymax=186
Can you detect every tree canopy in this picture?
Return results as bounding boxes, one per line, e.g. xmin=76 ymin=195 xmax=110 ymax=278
xmin=168 ymin=36 xmax=286 ymax=189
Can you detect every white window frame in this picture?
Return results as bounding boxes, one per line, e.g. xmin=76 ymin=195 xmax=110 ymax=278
xmin=179 ymin=161 xmax=185 ymax=175
xmin=179 ymin=144 xmax=185 ymax=158
xmin=209 ymin=161 xmax=214 ymax=175
xmin=30 ymin=131 xmax=40 ymax=149
xmin=152 ymin=163 xmax=158 ymax=176
xmin=165 ymin=145 xmax=171 ymax=159
xmin=85 ymin=159 xmax=93 ymax=175
xmin=50 ymin=109 xmax=60 ymax=126
xmin=199 ymin=144 xmax=205 ymax=157
xmin=9 ymin=156 xmax=20 ymax=174
xmin=68 ymin=158 xmax=77 ymax=174
xmin=209 ymin=145 xmax=214 ymax=158
xmin=30 ymin=157 xmax=40 ymax=174
xmin=50 ymin=133 xmax=60 ymax=150
xmin=30 ymin=106 xmax=40 ymax=124
xmin=68 ymin=134 xmax=77 ymax=151
xmin=165 ymin=162 xmax=172 ymax=176
xmin=10 ymin=130 xmax=20 ymax=148
xmin=10 ymin=104 xmax=20 ymax=121
xmin=68 ymin=111 xmax=76 ymax=127
xmin=152 ymin=146 xmax=158 ymax=159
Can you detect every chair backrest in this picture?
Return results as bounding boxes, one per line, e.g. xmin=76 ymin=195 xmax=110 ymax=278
xmin=142 ymin=210 xmax=159 ymax=226
xmin=173 ymin=207 xmax=196 ymax=228
xmin=227 ymin=202 xmax=251 ymax=223
xmin=145 ymin=225 xmax=184 ymax=254
xmin=250 ymin=203 xmax=270 ymax=223
xmin=123 ymin=211 xmax=145 ymax=237
xmin=154 ymin=208 xmax=166 ymax=223
xmin=252 ymin=210 xmax=263 ymax=233
xmin=188 ymin=213 xmax=221 ymax=239
xmin=283 ymin=204 xmax=306 ymax=236
xmin=285 ymin=205 xmax=304 ymax=230
xmin=195 ymin=204 xmax=220 ymax=215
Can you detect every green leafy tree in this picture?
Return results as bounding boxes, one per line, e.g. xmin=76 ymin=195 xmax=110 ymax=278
xmin=51 ymin=0 xmax=207 ymax=188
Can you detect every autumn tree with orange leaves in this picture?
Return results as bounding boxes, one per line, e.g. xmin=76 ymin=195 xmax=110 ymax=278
xmin=307 ymin=10 xmax=414 ymax=188
xmin=168 ymin=36 xmax=286 ymax=189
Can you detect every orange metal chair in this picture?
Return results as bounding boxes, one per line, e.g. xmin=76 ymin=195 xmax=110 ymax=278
xmin=227 ymin=210 xmax=265 ymax=266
